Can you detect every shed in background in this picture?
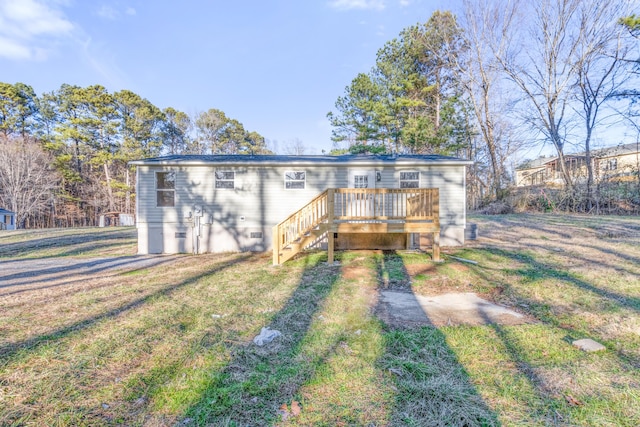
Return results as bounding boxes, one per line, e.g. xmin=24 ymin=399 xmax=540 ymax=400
xmin=0 ymin=208 xmax=16 ymax=230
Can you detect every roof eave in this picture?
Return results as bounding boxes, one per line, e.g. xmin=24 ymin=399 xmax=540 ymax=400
xmin=129 ymin=158 xmax=473 ymax=167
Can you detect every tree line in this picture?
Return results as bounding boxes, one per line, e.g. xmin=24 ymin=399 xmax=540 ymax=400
xmin=0 ymin=83 xmax=270 ymax=228
xmin=3 ymin=0 xmax=640 ymax=228
xmin=328 ymin=0 xmax=640 ymax=211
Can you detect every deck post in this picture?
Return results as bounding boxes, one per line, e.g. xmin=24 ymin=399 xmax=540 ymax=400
xmin=432 ymin=231 xmax=440 ymax=262
xmin=272 ymin=225 xmax=281 ymax=265
xmin=327 ymin=189 xmax=335 ymax=264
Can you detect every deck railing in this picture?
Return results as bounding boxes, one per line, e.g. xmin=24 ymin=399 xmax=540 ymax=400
xmin=273 ymin=188 xmax=440 ymax=264
xmin=273 ymin=190 xmax=329 ymax=256
xmin=333 ymin=188 xmax=439 ymax=220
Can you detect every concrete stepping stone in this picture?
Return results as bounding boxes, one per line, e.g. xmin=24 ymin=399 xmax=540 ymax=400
xmin=376 ymin=291 xmax=528 ymax=327
xmin=572 ymin=338 xmax=606 ymax=352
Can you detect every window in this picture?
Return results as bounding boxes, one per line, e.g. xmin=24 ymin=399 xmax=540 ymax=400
xmin=284 ymin=171 xmax=306 ymax=189
xmin=399 ymin=171 xmax=419 ymax=188
xmin=156 ymin=171 xmax=175 ymax=207
xmin=353 ymin=175 xmax=369 ymax=188
xmin=215 ymin=171 xmax=235 ymax=189
xmin=600 ymin=158 xmax=618 ymax=171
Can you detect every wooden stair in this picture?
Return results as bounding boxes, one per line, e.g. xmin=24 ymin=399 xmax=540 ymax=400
xmin=272 ymin=190 xmax=330 ymax=265
xmin=276 ymin=224 xmax=329 ymax=264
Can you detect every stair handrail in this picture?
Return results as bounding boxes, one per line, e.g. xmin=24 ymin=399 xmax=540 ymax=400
xmin=273 ymin=190 xmax=329 ymax=263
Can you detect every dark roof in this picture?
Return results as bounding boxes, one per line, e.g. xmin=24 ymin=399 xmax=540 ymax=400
xmin=129 ymin=154 xmax=472 ymax=167
xmin=0 ymin=208 xmax=15 ymax=214
xmin=593 ymin=142 xmax=640 ymax=158
xmin=516 ymin=142 xmax=640 ymax=170
xmin=516 ymin=156 xmax=558 ymax=170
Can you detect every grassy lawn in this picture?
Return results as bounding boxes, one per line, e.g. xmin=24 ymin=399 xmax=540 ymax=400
xmin=0 ymin=215 xmax=639 ymax=426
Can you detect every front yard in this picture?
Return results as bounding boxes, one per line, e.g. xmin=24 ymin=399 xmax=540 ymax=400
xmin=0 ymin=214 xmax=638 ymax=426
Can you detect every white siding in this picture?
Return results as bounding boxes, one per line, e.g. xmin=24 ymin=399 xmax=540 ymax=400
xmin=136 ymin=163 xmax=466 ymax=253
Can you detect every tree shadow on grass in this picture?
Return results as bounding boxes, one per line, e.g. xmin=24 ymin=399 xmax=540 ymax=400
xmin=0 ymin=255 xmax=179 ymax=288
xmin=0 ymin=228 xmax=136 ymax=258
xmin=465 ymin=249 xmax=640 ymax=370
xmin=483 ymin=248 xmax=640 ymax=313
xmin=374 ymin=251 xmax=500 ymax=427
xmin=179 ymin=254 xmax=345 ymax=426
xmin=0 ymin=254 xmax=252 ymax=364
xmin=466 ymin=263 xmax=638 ymax=425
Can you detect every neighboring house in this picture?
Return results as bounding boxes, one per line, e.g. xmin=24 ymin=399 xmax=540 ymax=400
xmin=515 ymin=143 xmax=640 ymax=187
xmin=593 ymin=143 xmax=640 ymax=181
xmin=130 ymin=154 xmax=472 ymax=259
xmin=515 ymin=155 xmax=587 ymax=187
xmin=0 ymin=208 xmax=16 ymax=230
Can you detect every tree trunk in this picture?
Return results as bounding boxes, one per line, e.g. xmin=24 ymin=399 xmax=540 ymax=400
xmin=103 ymin=162 xmax=115 ymax=212
xmin=584 ymin=130 xmax=594 ymax=211
xmin=125 ymin=169 xmax=132 ymax=214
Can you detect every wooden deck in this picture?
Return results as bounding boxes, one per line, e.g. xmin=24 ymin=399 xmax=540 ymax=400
xmin=273 ymin=188 xmax=440 ymax=265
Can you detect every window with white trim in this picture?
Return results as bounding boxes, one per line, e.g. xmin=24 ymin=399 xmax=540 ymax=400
xmin=399 ymin=171 xmax=419 ymax=188
xmin=353 ymin=175 xmax=369 ymax=188
xmin=215 ymin=171 xmax=235 ymax=189
xmin=156 ymin=171 xmax=175 ymax=207
xmin=284 ymin=171 xmax=306 ymax=189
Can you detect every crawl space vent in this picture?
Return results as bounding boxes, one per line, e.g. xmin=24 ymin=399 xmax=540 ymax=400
xmin=175 ymin=232 xmax=187 ymax=238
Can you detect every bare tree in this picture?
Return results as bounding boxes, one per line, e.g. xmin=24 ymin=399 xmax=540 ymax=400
xmin=0 ymin=136 xmax=59 ymax=228
xmin=494 ymin=0 xmax=584 ymax=189
xmin=572 ymin=0 xmax=634 ymax=207
xmin=283 ymin=138 xmax=306 ymax=155
xmin=457 ymin=0 xmax=521 ymax=200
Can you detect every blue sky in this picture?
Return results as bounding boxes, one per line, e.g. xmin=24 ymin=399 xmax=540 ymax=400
xmin=0 ymin=0 xmax=456 ymax=154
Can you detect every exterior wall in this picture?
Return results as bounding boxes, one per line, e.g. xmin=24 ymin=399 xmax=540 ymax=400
xmin=516 ymin=167 xmax=547 ymax=187
xmin=136 ymin=163 xmax=467 ymax=254
xmin=597 ymin=152 xmax=640 ymax=180
xmin=0 ymin=212 xmax=16 ymax=230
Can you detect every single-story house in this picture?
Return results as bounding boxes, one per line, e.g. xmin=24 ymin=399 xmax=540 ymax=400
xmin=515 ymin=155 xmax=587 ymax=187
xmin=130 ymin=154 xmax=472 ymax=261
xmin=515 ymin=142 xmax=640 ymax=187
xmin=0 ymin=208 xmax=16 ymax=230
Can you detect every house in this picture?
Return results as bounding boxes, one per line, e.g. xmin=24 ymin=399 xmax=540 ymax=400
xmin=0 ymin=208 xmax=16 ymax=230
xmin=130 ymin=154 xmax=472 ymax=262
xmin=515 ymin=154 xmax=586 ymax=187
xmin=515 ymin=142 xmax=640 ymax=187
xmin=593 ymin=143 xmax=640 ymax=181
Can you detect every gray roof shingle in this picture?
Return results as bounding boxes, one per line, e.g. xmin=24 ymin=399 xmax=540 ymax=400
xmin=129 ymin=154 xmax=472 ymax=166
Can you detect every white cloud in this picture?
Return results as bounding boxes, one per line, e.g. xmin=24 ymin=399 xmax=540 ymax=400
xmin=96 ymin=4 xmax=137 ymax=20
xmin=0 ymin=0 xmax=73 ymax=60
xmin=399 ymin=0 xmax=411 ymax=6
xmin=328 ymin=0 xmax=386 ymax=11
xmin=0 ymin=35 xmax=30 ymax=59
xmin=97 ymin=5 xmax=118 ymax=20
